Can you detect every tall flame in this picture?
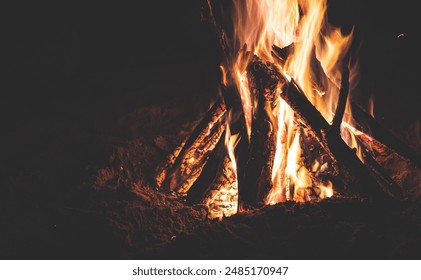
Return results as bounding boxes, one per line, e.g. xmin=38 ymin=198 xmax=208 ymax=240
xmin=209 ymin=0 xmax=365 ymax=218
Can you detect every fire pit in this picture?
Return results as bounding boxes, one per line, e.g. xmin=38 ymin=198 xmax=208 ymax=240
xmin=153 ymin=0 xmax=417 ymax=220
xmin=85 ymin=0 xmax=421 ymax=260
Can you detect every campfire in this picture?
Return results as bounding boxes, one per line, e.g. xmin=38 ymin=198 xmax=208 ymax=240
xmin=5 ymin=0 xmax=421 ymax=261
xmin=153 ymin=0 xmax=415 ymax=219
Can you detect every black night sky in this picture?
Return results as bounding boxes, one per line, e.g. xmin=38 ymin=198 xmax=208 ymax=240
xmin=4 ymin=1 xmax=420 ymax=130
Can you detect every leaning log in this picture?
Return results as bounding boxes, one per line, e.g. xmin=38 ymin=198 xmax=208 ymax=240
xmin=186 ymin=82 xmax=247 ymax=206
xmin=272 ymin=44 xmax=294 ymax=61
xmin=331 ymin=62 xmax=350 ymax=133
xmin=218 ymin=69 xmax=252 ymax=212
xmin=283 ymin=78 xmax=399 ymax=205
xmin=201 ymin=154 xmax=238 ymax=219
xmin=241 ymin=55 xmax=286 ymax=208
xmin=186 ymin=131 xmax=227 ymax=205
xmin=273 ymin=44 xmax=420 ymax=166
xmin=160 ymin=98 xmax=227 ymax=193
xmin=349 ymin=101 xmax=421 ymax=166
xmin=360 ymin=148 xmax=403 ymax=200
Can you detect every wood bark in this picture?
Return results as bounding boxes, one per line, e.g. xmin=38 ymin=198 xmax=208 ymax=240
xmin=331 ymin=63 xmax=350 ymax=133
xmin=240 ymin=56 xmax=287 ymax=208
xmin=282 ymin=78 xmax=399 ymax=205
xmin=273 ymin=43 xmax=420 ymax=166
xmin=350 ymin=101 xmax=421 ymax=166
xmin=160 ymin=98 xmax=227 ymax=193
xmin=186 ymin=131 xmax=227 ymax=205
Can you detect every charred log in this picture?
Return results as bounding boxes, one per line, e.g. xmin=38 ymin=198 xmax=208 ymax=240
xmin=201 ymin=0 xmax=232 ymax=63
xmin=219 ymin=69 xmax=252 ymax=212
xmin=201 ymin=154 xmax=238 ymax=219
xmin=272 ymin=44 xmax=294 ymax=61
xmin=350 ymin=101 xmax=421 ymax=166
xmin=234 ymin=128 xmax=251 ymax=211
xmin=299 ymin=126 xmax=336 ymax=182
xmin=360 ymin=148 xmax=403 ymax=200
xmin=273 ymin=43 xmax=420 ymax=166
xmin=159 ymin=98 xmax=227 ymax=193
xmin=154 ymin=140 xmax=186 ymax=188
xmin=331 ymin=63 xmax=350 ymax=133
xmin=284 ymin=78 xmax=399 ymax=205
xmin=241 ymin=56 xmax=287 ymax=208
xmin=186 ymin=131 xmax=227 ymax=205
xmin=355 ymin=132 xmax=406 ymax=200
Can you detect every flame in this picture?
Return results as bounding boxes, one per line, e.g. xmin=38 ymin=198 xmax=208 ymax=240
xmin=368 ymin=95 xmax=375 ymax=118
xmin=220 ymin=65 xmax=228 ymax=87
xmin=233 ymin=0 xmax=355 ymax=204
xmin=231 ymin=0 xmax=299 ymax=60
xmin=234 ymin=52 xmax=253 ymax=138
xmin=341 ymin=121 xmax=365 ymax=162
xmin=231 ymin=0 xmax=354 ymax=123
xmin=207 ymin=0 xmax=365 ymax=217
xmin=205 ymin=116 xmax=240 ymax=219
xmin=317 ymin=180 xmax=334 ymax=198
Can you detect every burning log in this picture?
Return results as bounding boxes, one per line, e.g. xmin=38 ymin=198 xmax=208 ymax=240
xmin=356 ymin=133 xmax=390 ymax=157
xmin=152 ymin=0 xmax=412 ymax=221
xmin=159 ymin=98 xmax=227 ymax=193
xmin=154 ymin=140 xmax=186 ymax=188
xmin=248 ymin=51 xmax=399 ymax=203
xmin=282 ymin=79 xmax=331 ymax=154
xmin=240 ymin=56 xmax=287 ymax=208
xmin=186 ymin=131 xmax=227 ymax=205
xmin=185 ymin=84 xmax=247 ymax=210
xmin=349 ymin=102 xmax=421 ymax=166
xmin=202 ymin=0 xmax=232 ymax=63
xmin=218 ymin=69 xmax=252 ymax=212
xmin=282 ymin=76 xmax=399 ymax=204
xmin=354 ymin=132 xmax=406 ymax=199
xmin=331 ymin=62 xmax=350 ymax=133
xmin=272 ymin=44 xmax=294 ymax=62
xmin=233 ymin=128 xmax=251 ymax=211
xmin=199 ymin=154 xmax=238 ymax=219
xmin=360 ymin=148 xmax=403 ymax=200
xmin=299 ymin=126 xmax=336 ymax=185
xmin=273 ymin=43 xmax=421 ymax=166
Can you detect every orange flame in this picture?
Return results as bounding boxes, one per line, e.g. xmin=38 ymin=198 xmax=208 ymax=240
xmin=208 ymin=0 xmax=365 ymax=217
xmin=205 ymin=116 xmax=240 ymax=219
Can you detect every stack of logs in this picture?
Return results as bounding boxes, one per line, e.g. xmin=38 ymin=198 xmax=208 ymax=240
xmin=153 ymin=41 xmax=421 ymax=215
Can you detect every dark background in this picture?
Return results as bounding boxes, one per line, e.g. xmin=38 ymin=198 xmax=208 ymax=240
xmin=2 ymin=0 xmax=420 ymax=259
xmin=4 ymin=0 xmax=420 ymax=134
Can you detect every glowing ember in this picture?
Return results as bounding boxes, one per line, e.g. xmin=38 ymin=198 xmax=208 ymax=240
xmin=204 ymin=122 xmax=239 ymax=219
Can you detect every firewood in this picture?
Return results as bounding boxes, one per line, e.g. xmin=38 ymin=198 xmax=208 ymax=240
xmin=186 ymin=131 xmax=227 ymax=205
xmin=201 ymin=154 xmax=238 ymax=219
xmin=234 ymin=129 xmax=250 ymax=211
xmin=331 ymin=62 xmax=350 ymax=133
xmin=154 ymin=140 xmax=185 ymax=188
xmin=360 ymin=148 xmax=403 ymax=200
xmin=355 ymin=132 xmax=405 ymax=200
xmin=219 ymin=70 xmax=252 ymax=211
xmin=350 ymin=101 xmax=421 ymax=166
xmin=202 ymin=0 xmax=233 ymax=65
xmin=185 ymin=84 xmax=247 ymax=206
xmin=273 ymin=44 xmax=420 ymax=166
xmin=272 ymin=44 xmax=294 ymax=61
xmin=283 ymin=78 xmax=399 ymax=205
xmin=160 ymin=98 xmax=227 ymax=193
xmin=240 ymin=55 xmax=287 ymax=208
